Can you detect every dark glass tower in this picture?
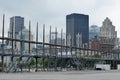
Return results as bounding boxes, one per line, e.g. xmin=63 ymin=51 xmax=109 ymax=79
xmin=8 ymin=16 xmax=24 ymax=47
xmin=8 ymin=16 xmax=24 ymax=38
xmin=66 ymin=13 xmax=89 ymax=46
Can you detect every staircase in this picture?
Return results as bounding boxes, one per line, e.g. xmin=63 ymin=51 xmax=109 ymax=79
xmin=6 ymin=56 xmax=32 ymax=73
xmin=20 ymin=56 xmax=32 ymax=65
xmin=6 ymin=61 xmax=18 ymax=73
xmin=71 ymin=57 xmax=83 ymax=70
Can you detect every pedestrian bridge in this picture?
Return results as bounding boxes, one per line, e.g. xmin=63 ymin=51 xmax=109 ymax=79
xmin=0 ymin=37 xmax=120 ymax=72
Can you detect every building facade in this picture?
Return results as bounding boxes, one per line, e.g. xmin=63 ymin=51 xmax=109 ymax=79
xmin=49 ymin=32 xmax=65 ymax=45
xmin=16 ymin=28 xmax=34 ymax=51
xmin=8 ymin=16 xmax=24 ymax=48
xmin=99 ymin=17 xmax=117 ymax=39
xmin=66 ymin=13 xmax=89 ymax=47
xmin=89 ymin=25 xmax=100 ymax=40
xmin=89 ymin=38 xmax=100 ymax=50
xmin=99 ymin=17 xmax=117 ymax=51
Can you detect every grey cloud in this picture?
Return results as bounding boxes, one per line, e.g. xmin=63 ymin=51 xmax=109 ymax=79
xmin=0 ymin=0 xmax=120 ymax=39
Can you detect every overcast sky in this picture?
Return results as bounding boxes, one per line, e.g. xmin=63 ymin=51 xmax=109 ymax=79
xmin=0 ymin=0 xmax=120 ymax=41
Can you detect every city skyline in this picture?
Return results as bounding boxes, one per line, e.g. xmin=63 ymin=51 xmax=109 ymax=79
xmin=0 ymin=0 xmax=120 ymax=40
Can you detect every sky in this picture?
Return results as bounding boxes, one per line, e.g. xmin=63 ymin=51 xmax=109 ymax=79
xmin=0 ymin=0 xmax=120 ymax=41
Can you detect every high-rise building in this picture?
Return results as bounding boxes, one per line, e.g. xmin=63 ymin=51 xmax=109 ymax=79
xmin=99 ymin=17 xmax=117 ymax=51
xmin=66 ymin=13 xmax=89 ymax=46
xmin=99 ymin=17 xmax=117 ymax=39
xmin=8 ymin=16 xmax=24 ymax=48
xmin=16 ymin=28 xmax=34 ymax=51
xmin=89 ymin=25 xmax=100 ymax=40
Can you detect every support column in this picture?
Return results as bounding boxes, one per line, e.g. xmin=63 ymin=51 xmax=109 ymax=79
xmin=2 ymin=14 xmax=5 ymax=72
xmin=54 ymin=28 xmax=57 ymax=71
xmin=28 ymin=21 xmax=31 ymax=72
xmin=61 ymin=29 xmax=63 ymax=71
xmin=42 ymin=24 xmax=45 ymax=71
xmin=35 ymin=57 xmax=38 ymax=72
xmin=20 ymin=56 xmax=22 ymax=72
xmin=48 ymin=26 xmax=51 ymax=71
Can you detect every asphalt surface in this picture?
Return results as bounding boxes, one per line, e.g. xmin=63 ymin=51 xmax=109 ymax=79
xmin=0 ymin=70 xmax=120 ymax=80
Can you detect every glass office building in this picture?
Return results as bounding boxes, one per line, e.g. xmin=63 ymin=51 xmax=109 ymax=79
xmin=66 ymin=13 xmax=89 ymax=46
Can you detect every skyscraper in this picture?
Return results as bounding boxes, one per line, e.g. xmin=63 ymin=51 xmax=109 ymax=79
xmin=89 ymin=25 xmax=100 ymax=40
xmin=99 ymin=17 xmax=117 ymax=51
xmin=66 ymin=13 xmax=89 ymax=47
xmin=8 ymin=16 xmax=24 ymax=48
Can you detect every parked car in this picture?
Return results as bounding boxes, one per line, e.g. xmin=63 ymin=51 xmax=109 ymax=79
xmin=94 ymin=64 xmax=110 ymax=70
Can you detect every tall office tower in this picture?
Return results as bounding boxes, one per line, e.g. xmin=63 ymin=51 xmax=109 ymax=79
xmin=66 ymin=13 xmax=89 ymax=47
xmin=99 ymin=17 xmax=117 ymax=51
xmin=89 ymin=25 xmax=100 ymax=40
xmin=8 ymin=16 xmax=24 ymax=48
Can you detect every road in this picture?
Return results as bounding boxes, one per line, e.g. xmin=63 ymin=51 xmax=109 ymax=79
xmin=0 ymin=70 xmax=120 ymax=80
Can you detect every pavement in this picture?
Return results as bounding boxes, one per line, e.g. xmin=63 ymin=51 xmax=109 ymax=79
xmin=0 ymin=70 xmax=120 ymax=80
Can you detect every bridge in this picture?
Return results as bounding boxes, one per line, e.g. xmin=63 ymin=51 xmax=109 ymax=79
xmin=0 ymin=37 xmax=120 ymax=72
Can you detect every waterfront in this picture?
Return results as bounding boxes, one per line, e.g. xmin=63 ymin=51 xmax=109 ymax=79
xmin=0 ymin=70 xmax=120 ymax=80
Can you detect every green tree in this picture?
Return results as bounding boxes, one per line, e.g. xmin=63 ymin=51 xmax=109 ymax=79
xmin=30 ymin=58 xmax=35 ymax=66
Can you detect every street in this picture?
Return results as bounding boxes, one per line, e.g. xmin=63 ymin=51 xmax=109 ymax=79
xmin=0 ymin=70 xmax=120 ymax=80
